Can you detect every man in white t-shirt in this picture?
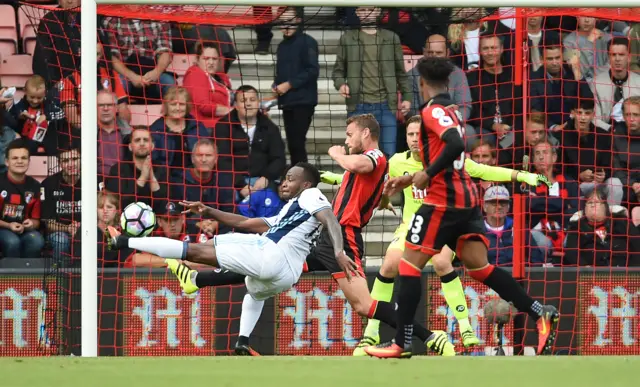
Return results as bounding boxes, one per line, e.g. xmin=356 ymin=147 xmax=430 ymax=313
xmin=107 ymin=162 xmax=357 ymax=355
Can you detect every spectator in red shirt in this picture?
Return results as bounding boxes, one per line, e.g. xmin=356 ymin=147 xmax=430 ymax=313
xmin=59 ymin=41 xmax=132 ymax=130
xmin=182 ymin=41 xmax=232 ymax=128
xmin=0 ymin=140 xmax=45 ymax=258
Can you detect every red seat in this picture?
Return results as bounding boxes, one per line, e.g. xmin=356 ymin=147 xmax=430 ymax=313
xmin=168 ymin=54 xmax=197 ymax=77
xmin=27 ymin=155 xmax=48 ymax=182
xmin=0 ymin=55 xmax=33 ymax=88
xmin=18 ymin=5 xmax=46 ymax=35
xmin=403 ymin=55 xmax=422 ymax=73
xmin=22 ymin=27 xmax=37 ymax=55
xmin=0 ymin=5 xmax=18 ymax=57
xmin=129 ymin=104 xmax=163 ymax=127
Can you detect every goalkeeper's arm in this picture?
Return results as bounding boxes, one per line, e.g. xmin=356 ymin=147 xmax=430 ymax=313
xmin=463 ymin=158 xmax=551 ymax=188
xmin=319 ymin=170 xmax=344 ymax=185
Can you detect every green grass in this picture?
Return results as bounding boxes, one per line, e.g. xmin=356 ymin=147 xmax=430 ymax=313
xmin=2 ymin=356 xmax=639 ymax=387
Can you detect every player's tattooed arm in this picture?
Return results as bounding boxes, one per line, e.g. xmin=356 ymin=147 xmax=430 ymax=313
xmin=179 ymin=201 xmax=269 ymax=233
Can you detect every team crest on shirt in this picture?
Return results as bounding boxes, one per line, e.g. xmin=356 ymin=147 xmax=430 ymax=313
xmin=103 ymin=79 xmax=110 ymax=89
xmin=24 ymin=192 xmax=34 ymax=204
xmin=182 ymin=235 xmax=191 ymax=242
xmin=431 ymin=107 xmax=445 ymax=119
xmin=265 ymin=198 xmax=272 ymax=206
xmin=0 ymin=190 xmax=6 ymax=198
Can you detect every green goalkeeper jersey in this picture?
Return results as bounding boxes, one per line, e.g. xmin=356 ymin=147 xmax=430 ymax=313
xmin=389 ymin=150 xmax=524 ymax=225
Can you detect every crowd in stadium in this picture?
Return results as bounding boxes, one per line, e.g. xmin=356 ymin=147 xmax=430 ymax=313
xmin=0 ymin=1 xmax=639 ymax=268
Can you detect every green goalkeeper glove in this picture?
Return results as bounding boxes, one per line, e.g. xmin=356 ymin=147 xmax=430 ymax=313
xmin=517 ymin=171 xmax=552 ymax=188
xmin=320 ymin=171 xmax=344 ymax=185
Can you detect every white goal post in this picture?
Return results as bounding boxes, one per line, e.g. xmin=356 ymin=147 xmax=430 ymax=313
xmin=80 ymin=0 xmax=631 ymax=358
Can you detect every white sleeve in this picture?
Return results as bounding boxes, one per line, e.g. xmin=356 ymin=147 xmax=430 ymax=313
xmin=261 ymin=216 xmax=278 ymax=227
xmin=298 ymin=188 xmax=332 ymax=215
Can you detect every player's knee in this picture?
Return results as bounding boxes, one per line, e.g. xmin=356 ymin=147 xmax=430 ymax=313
xmin=351 ymin=299 xmax=372 ymax=317
xmin=431 ymin=253 xmax=453 ymax=276
xmin=380 ymin=254 xmax=399 ymax=278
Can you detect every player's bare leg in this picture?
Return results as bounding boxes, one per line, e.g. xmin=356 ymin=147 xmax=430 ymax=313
xmin=363 ymin=247 xmax=455 ymax=358
xmin=430 ymin=246 xmax=480 ymax=347
xmin=354 ymin=248 xmax=401 ymax=356
xmin=458 ymin=239 xmax=559 ymax=355
xmin=107 ymin=226 xmax=221 ymax=266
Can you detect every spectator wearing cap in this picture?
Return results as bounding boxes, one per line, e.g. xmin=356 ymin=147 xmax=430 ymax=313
xmin=169 ymin=139 xmax=235 ymax=233
xmin=41 ymin=145 xmax=81 ymax=264
xmin=125 ymin=200 xmax=209 ymax=268
xmin=483 ymin=186 xmax=545 ymax=266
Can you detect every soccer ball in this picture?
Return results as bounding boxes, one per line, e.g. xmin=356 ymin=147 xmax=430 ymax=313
xmin=120 ymin=202 xmax=156 ymax=237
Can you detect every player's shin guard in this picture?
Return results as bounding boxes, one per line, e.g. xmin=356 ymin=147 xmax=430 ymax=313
xmin=395 ymin=259 xmax=423 ymax=348
xmin=195 ymin=269 xmax=246 ymax=288
xmin=364 ymin=273 xmax=395 ymax=338
xmin=468 ymin=264 xmax=542 ymax=320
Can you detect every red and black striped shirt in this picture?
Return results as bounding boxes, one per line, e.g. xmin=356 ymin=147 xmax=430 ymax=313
xmin=0 ymin=173 xmax=42 ymax=223
xmin=419 ymin=94 xmax=479 ymax=209
xmin=333 ymin=149 xmax=387 ymax=228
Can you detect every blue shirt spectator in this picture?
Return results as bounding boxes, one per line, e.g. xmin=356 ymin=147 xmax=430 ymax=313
xmin=237 ymin=186 xmax=284 ymax=218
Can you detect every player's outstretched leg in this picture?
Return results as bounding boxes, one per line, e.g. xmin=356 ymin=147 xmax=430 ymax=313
xmin=353 ymin=248 xmax=399 ymax=356
xmin=333 ymin=275 xmax=455 ymax=358
xmin=430 ymin=246 xmax=479 ymax=347
xmin=364 ymin=246 xmax=433 ymax=359
xmin=235 ymin=293 xmax=264 ymax=356
xmin=460 ymin=240 xmax=559 ymax=355
xmin=107 ymin=226 xmax=218 ymax=266
xmin=166 ymin=260 xmax=246 ymax=294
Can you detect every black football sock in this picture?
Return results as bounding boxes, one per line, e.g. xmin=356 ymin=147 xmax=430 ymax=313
xmin=394 ymin=275 xmax=423 ymax=348
xmin=237 ymin=335 xmax=250 ymax=346
xmin=370 ymin=301 xmax=433 ymax=342
xmin=474 ymin=265 xmax=542 ymax=320
xmin=194 ymin=269 xmax=246 ymax=288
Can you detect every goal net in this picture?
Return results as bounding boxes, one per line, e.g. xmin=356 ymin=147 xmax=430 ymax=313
xmin=2 ymin=3 xmax=640 ymax=357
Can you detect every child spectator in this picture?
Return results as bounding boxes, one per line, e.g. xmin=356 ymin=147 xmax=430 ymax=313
xmin=9 ymin=76 xmax=65 ymax=155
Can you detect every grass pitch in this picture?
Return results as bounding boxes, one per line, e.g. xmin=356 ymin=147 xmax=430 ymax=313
xmin=2 ymin=356 xmax=638 ymax=387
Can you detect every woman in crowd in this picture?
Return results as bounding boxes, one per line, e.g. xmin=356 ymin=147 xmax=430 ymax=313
xmin=182 ymin=41 xmax=232 ymax=129
xmin=150 ymin=86 xmax=210 ymax=179
xmin=564 ymin=186 xmax=640 ymax=267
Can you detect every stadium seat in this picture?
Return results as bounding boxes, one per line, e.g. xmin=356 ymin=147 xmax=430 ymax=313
xmin=27 ymin=155 xmax=49 ymax=182
xmin=0 ymin=54 xmax=33 ymax=88
xmin=22 ymin=26 xmax=37 ymax=55
xmin=403 ymin=55 xmax=421 ymax=73
xmin=168 ymin=54 xmax=197 ymax=77
xmin=18 ymin=5 xmax=46 ymax=36
xmin=0 ymin=5 xmax=18 ymax=57
xmin=129 ymin=104 xmax=163 ymax=127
